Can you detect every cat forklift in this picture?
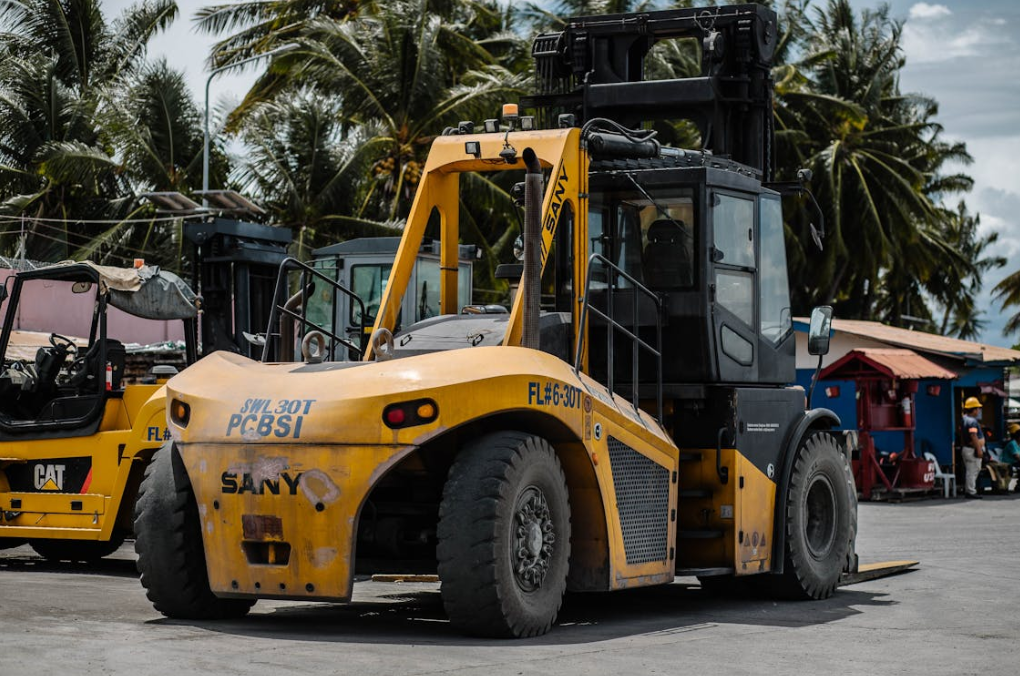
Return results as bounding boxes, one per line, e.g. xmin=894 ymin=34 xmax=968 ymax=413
xmin=0 ymin=262 xmax=198 ymax=560
xmin=134 ymin=4 xmax=872 ymax=636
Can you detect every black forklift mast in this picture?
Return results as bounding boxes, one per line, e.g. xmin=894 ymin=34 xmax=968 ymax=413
xmin=183 ymin=219 xmax=292 ymax=358
xmin=525 ymin=3 xmax=777 ymax=180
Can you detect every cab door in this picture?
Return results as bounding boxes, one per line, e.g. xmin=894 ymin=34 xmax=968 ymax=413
xmin=341 ymin=256 xmax=397 ymax=360
xmin=710 ymin=190 xmax=758 ymax=383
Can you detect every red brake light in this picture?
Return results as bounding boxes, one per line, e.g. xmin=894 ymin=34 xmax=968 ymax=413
xmin=385 ymin=407 xmax=406 ymax=426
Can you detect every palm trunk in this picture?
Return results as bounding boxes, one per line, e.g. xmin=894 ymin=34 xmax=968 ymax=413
xmin=824 ymin=258 xmax=849 ymax=305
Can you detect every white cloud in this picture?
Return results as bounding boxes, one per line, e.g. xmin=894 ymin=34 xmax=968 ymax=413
xmin=902 ymin=18 xmax=1005 ymax=63
xmin=959 ymin=137 xmax=1020 ymax=197
xmin=909 ymin=3 xmax=952 ymax=20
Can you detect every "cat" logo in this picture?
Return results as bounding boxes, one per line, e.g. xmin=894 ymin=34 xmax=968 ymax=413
xmin=33 ymin=464 xmax=65 ymax=491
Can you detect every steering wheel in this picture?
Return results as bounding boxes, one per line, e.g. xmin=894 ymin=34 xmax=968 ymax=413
xmin=48 ymin=333 xmax=78 ymax=355
xmin=66 ymin=340 xmax=102 ymax=388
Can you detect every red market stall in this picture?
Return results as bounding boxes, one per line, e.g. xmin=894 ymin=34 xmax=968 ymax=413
xmin=819 ymin=348 xmax=957 ymax=500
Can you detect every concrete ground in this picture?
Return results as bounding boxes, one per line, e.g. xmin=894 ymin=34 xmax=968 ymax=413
xmin=1 ymin=494 xmax=1017 ymax=676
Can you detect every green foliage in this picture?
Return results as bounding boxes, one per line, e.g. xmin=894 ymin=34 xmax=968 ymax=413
xmin=772 ymin=0 xmax=995 ymax=336
xmin=232 ymin=0 xmax=526 ymax=228
xmin=0 ymin=0 xmax=1004 ymax=342
xmin=0 ymin=0 xmax=193 ymax=270
xmin=235 ymin=91 xmax=397 ymax=255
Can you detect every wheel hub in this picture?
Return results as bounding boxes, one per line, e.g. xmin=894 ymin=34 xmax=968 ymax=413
xmin=512 ymin=486 xmax=555 ymax=592
xmin=805 ymin=474 xmax=837 ymax=560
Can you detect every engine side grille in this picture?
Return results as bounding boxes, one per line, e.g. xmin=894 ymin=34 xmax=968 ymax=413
xmin=607 ymin=436 xmax=670 ymax=564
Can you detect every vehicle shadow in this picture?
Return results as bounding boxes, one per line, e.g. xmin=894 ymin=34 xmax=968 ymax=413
xmin=0 ymin=549 xmax=138 ymax=579
xmin=156 ymin=582 xmax=896 ymax=647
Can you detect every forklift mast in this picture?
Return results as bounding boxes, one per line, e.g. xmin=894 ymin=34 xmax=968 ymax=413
xmin=525 ymin=3 xmax=777 ymax=180
xmin=183 ymin=218 xmax=292 ymax=358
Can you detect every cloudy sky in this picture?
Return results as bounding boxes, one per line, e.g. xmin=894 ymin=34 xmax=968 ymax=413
xmin=104 ymin=0 xmax=1020 ymax=346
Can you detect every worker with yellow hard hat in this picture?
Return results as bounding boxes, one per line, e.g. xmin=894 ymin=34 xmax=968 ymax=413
xmin=960 ymin=397 xmax=985 ymax=499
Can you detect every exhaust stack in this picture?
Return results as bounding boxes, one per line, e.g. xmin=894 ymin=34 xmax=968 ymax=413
xmin=521 ymin=147 xmax=543 ymax=350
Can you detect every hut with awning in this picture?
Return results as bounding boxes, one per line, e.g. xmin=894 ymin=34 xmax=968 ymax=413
xmin=794 ymin=318 xmax=1020 ymax=473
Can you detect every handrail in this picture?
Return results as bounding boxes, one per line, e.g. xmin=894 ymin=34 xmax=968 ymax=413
xmin=261 ymin=257 xmax=366 ymax=362
xmin=573 ymin=253 xmax=663 ymax=423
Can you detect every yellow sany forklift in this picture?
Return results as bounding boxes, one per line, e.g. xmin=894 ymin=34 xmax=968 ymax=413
xmin=0 ymin=262 xmax=199 ymax=561
xmin=135 ymin=5 xmax=880 ymax=636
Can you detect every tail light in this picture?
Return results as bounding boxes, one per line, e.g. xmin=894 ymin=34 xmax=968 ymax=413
xmin=170 ymin=399 xmax=191 ymax=427
xmin=383 ymin=399 xmax=438 ymax=429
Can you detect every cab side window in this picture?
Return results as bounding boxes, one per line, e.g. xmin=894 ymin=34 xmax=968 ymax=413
xmin=713 ymin=194 xmax=755 ymax=328
xmin=759 ymin=195 xmax=792 ymax=343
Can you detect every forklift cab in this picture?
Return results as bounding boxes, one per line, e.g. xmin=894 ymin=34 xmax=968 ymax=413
xmin=263 ymin=238 xmax=475 ymax=362
xmin=584 ymin=164 xmax=794 ymax=391
xmin=0 ymin=263 xmax=198 ymax=439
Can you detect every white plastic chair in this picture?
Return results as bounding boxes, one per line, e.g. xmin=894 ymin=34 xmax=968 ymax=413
xmin=924 ymin=451 xmax=957 ymax=498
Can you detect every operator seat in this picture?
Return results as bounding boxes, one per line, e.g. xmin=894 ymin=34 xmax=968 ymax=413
xmin=643 ymin=219 xmax=691 ymax=288
xmin=67 ymin=338 xmax=126 ymax=391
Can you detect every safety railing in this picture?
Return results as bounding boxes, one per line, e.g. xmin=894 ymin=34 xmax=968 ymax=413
xmin=261 ymin=257 xmax=366 ymax=363
xmin=573 ymin=253 xmax=663 ymax=423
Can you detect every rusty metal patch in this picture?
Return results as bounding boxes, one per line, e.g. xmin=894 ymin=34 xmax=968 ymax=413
xmin=242 ymin=514 xmax=284 ymax=541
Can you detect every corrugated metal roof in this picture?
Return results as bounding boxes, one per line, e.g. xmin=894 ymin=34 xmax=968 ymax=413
xmin=821 ymin=348 xmax=958 ymax=380
xmin=796 ymin=317 xmax=1020 ymax=364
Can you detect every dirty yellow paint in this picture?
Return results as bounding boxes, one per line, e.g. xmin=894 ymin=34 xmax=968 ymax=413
xmin=169 ymin=344 xmax=679 ymax=599
xmin=674 ymin=447 xmax=776 ymax=574
xmin=184 ymin=442 xmax=416 ymax=601
xmin=734 ymin=455 xmax=776 ymax=575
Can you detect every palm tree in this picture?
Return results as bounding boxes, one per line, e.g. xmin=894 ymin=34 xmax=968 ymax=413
xmin=0 ymin=0 xmax=180 ymax=263
xmin=275 ymin=0 xmax=526 ymax=220
xmin=993 ymin=266 xmax=1020 ymax=339
xmin=778 ymin=0 xmax=970 ymax=323
xmin=235 ymin=90 xmax=398 ymax=256
xmin=76 ymin=58 xmax=224 ymax=270
xmin=517 ymin=0 xmax=661 ymax=33
xmin=194 ymin=0 xmax=527 ymax=299
xmin=925 ymin=204 xmax=1002 ymax=339
xmin=195 ymin=0 xmax=513 ymax=126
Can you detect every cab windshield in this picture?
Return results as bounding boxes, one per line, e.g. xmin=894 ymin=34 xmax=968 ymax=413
xmin=588 ymin=188 xmax=696 ymax=290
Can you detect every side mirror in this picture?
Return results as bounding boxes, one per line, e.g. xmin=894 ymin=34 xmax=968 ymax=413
xmin=808 ymin=306 xmax=833 ymax=356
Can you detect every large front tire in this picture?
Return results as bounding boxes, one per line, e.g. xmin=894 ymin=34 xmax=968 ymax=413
xmin=773 ymin=432 xmax=854 ymax=599
xmin=437 ymin=431 xmax=571 ymax=638
xmin=133 ymin=443 xmax=253 ymax=619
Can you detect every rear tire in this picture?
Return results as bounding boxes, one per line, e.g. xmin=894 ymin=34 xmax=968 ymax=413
xmin=30 ymin=535 xmax=125 ymax=562
xmin=133 ymin=442 xmax=253 ymax=619
xmin=437 ymin=431 xmax=571 ymax=638
xmin=772 ymin=432 xmax=854 ymax=599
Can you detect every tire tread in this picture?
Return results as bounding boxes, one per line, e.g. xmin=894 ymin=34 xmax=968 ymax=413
xmin=133 ymin=443 xmax=253 ymax=620
xmin=437 ymin=431 xmax=570 ymax=638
